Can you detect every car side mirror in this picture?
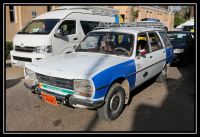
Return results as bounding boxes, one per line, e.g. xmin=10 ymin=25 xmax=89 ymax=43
xmin=54 ymin=29 xmax=62 ymax=37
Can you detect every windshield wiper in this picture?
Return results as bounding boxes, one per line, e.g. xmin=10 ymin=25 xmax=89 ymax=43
xmin=18 ymin=32 xmax=30 ymax=34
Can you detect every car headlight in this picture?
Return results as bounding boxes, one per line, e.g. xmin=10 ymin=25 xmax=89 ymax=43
xmin=35 ymin=45 xmax=52 ymax=53
xmin=24 ymin=68 xmax=37 ymax=86
xmin=74 ymin=79 xmax=93 ymax=97
xmin=24 ymin=68 xmax=36 ymax=80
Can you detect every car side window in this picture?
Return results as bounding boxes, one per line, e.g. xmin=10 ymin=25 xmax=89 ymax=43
xmin=58 ymin=20 xmax=76 ymax=35
xmin=136 ymin=33 xmax=150 ymax=56
xmin=148 ymin=32 xmax=162 ymax=52
xmin=159 ymin=32 xmax=171 ymax=47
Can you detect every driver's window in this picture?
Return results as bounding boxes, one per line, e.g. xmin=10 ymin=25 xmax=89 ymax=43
xmin=58 ymin=20 xmax=76 ymax=36
xmin=136 ymin=33 xmax=150 ymax=56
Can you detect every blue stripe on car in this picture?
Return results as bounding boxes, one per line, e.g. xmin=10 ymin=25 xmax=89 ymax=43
xmin=165 ymin=47 xmax=173 ymax=64
xmin=92 ymin=60 xmax=136 ymax=99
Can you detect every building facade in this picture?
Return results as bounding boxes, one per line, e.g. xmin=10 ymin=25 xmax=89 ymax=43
xmin=113 ymin=6 xmax=175 ymax=30
xmin=6 ymin=5 xmax=175 ymax=41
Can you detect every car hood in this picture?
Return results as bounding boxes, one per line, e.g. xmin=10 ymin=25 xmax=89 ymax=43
xmin=171 ymin=42 xmax=187 ymax=49
xmin=26 ymin=52 xmax=129 ymax=79
xmin=13 ymin=34 xmax=51 ymax=47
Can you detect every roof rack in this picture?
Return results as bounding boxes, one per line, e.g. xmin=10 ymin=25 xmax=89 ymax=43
xmin=54 ymin=6 xmax=119 ymax=16
xmin=131 ymin=21 xmax=165 ymax=29
xmin=94 ymin=21 xmax=165 ymax=30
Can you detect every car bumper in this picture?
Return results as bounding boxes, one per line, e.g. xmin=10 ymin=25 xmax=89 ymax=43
xmin=24 ymin=82 xmax=104 ymax=109
xmin=173 ymin=53 xmax=184 ymax=62
xmin=10 ymin=50 xmax=50 ymax=67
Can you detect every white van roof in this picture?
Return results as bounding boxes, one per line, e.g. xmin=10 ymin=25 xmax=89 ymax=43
xmin=34 ymin=6 xmax=119 ymax=20
xmin=176 ymin=18 xmax=194 ymax=29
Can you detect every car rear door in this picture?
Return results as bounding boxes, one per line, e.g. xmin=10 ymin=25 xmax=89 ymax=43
xmin=147 ymin=31 xmax=166 ymax=78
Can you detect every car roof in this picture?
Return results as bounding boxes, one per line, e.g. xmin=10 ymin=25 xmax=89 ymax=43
xmin=92 ymin=27 xmax=164 ymax=35
xmin=167 ymin=31 xmax=193 ymax=34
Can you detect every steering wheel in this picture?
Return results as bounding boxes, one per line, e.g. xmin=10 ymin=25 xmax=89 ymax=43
xmin=114 ymin=47 xmax=131 ymax=56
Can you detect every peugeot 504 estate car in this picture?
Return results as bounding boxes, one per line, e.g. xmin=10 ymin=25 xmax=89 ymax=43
xmin=24 ymin=23 xmax=173 ymax=121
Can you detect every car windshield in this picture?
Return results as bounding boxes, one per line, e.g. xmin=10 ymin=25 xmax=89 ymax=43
xmin=76 ymin=32 xmax=134 ymax=57
xmin=18 ymin=19 xmax=59 ymax=34
xmin=167 ymin=32 xmax=188 ymax=43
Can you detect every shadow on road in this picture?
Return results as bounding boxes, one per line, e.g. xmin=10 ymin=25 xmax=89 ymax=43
xmin=6 ymin=77 xmax=24 ymax=89
xmin=6 ymin=62 xmax=11 ymax=68
xmin=131 ymin=63 xmax=195 ymax=132
xmin=127 ymin=77 xmax=157 ymax=106
xmin=84 ymin=113 xmax=99 ymax=131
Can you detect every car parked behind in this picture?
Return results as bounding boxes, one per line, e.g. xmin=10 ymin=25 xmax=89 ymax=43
xmin=167 ymin=31 xmax=194 ymax=66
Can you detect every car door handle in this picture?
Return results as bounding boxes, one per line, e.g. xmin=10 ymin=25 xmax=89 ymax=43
xmin=150 ymin=56 xmax=153 ymax=59
xmin=143 ymin=71 xmax=148 ymax=78
xmin=73 ymin=38 xmax=78 ymax=40
xmin=163 ymin=51 xmax=165 ymax=53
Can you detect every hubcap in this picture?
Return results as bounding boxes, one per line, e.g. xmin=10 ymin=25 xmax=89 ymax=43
xmin=109 ymin=93 xmax=121 ymax=113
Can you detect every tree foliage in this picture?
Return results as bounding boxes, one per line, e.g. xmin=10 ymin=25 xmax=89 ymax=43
xmin=174 ymin=6 xmax=190 ymax=28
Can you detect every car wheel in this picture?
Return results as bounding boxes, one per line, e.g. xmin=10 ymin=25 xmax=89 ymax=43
xmin=97 ymin=83 xmax=125 ymax=121
xmin=156 ymin=65 xmax=167 ymax=83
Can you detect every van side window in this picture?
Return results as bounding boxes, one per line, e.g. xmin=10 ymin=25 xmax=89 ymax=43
xmin=148 ymin=32 xmax=163 ymax=52
xmin=58 ymin=20 xmax=76 ymax=35
xmin=136 ymin=33 xmax=150 ymax=56
xmin=159 ymin=32 xmax=171 ymax=47
xmin=80 ymin=21 xmax=99 ymax=35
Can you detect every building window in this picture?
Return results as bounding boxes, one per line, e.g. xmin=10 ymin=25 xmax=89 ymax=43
xmin=47 ymin=6 xmax=52 ymax=11
xmin=9 ymin=5 xmax=15 ymax=23
xmin=32 ymin=11 xmax=37 ymax=18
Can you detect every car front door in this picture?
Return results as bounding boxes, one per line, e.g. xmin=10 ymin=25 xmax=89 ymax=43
xmin=134 ymin=32 xmax=153 ymax=87
xmin=51 ymin=19 xmax=79 ymax=55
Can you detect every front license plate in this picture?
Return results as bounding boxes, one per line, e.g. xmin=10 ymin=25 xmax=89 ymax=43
xmin=41 ymin=91 xmax=58 ymax=106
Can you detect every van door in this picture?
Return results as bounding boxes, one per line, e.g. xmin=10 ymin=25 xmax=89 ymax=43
xmin=134 ymin=33 xmax=153 ymax=87
xmin=147 ymin=32 xmax=166 ymax=78
xmin=51 ymin=19 xmax=80 ymax=55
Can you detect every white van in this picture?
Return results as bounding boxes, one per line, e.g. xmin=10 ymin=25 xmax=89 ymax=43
xmin=10 ymin=6 xmax=119 ymax=67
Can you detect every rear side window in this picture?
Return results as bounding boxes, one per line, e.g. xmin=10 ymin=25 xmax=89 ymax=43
xmin=80 ymin=21 xmax=99 ymax=35
xmin=159 ymin=32 xmax=171 ymax=47
xmin=148 ymin=32 xmax=163 ymax=52
xmin=58 ymin=20 xmax=76 ymax=35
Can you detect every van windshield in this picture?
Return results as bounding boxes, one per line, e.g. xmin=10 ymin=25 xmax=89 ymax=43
xmin=76 ymin=32 xmax=134 ymax=57
xmin=18 ymin=19 xmax=59 ymax=34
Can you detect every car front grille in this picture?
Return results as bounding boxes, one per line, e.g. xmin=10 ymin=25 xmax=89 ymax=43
xmin=13 ymin=56 xmax=32 ymax=62
xmin=15 ymin=46 xmax=35 ymax=52
xmin=36 ymin=73 xmax=74 ymax=90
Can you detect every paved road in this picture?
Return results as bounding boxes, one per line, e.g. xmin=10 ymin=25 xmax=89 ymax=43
xmin=5 ymin=60 xmax=195 ymax=132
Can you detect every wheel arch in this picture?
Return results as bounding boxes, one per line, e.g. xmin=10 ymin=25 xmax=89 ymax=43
xmin=107 ymin=77 xmax=130 ymax=104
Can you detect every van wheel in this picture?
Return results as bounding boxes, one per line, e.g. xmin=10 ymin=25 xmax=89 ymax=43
xmin=97 ymin=83 xmax=125 ymax=121
xmin=156 ymin=65 xmax=167 ymax=83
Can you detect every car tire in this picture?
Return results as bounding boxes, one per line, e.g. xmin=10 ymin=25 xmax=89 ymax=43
xmin=97 ymin=83 xmax=125 ymax=121
xmin=156 ymin=65 xmax=167 ymax=83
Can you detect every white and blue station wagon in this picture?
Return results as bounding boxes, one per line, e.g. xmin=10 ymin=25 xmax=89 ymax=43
xmin=24 ymin=24 xmax=173 ymax=121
